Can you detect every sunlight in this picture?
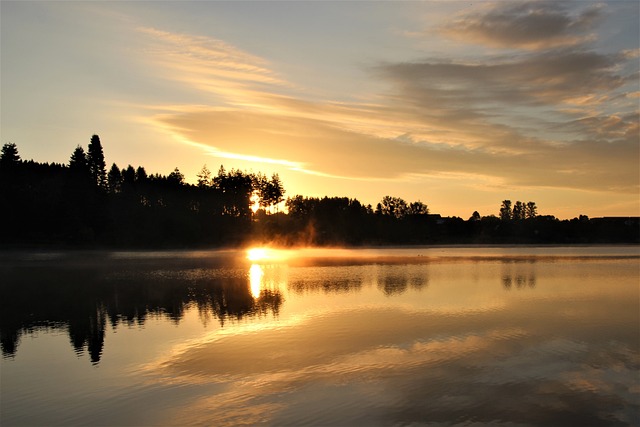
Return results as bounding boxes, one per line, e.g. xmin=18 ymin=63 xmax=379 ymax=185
xmin=250 ymin=191 xmax=260 ymax=213
xmin=249 ymin=264 xmax=264 ymax=298
xmin=247 ymin=247 xmax=270 ymax=262
xmin=246 ymin=247 xmax=292 ymax=263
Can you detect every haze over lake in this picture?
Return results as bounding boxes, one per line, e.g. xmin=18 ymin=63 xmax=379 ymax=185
xmin=1 ymin=246 xmax=638 ymax=426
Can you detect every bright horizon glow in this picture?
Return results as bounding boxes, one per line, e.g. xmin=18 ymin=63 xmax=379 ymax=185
xmin=1 ymin=2 xmax=638 ymax=219
xmin=247 ymin=248 xmax=270 ymax=262
xmin=246 ymin=247 xmax=293 ymax=263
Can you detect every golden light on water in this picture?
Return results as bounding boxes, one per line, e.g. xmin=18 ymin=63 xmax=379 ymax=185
xmin=249 ymin=264 xmax=264 ymax=298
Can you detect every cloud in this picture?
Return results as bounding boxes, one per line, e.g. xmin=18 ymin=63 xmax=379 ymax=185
xmin=154 ymin=107 xmax=639 ymax=193
xmin=140 ymin=18 xmax=638 ymax=196
xmin=440 ymin=1 xmax=605 ymax=50
xmin=376 ymin=49 xmax=628 ymax=113
xmin=137 ymin=26 xmax=287 ymax=103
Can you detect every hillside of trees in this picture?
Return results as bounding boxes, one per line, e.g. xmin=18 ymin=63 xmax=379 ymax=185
xmin=1 ymin=137 xmax=638 ymax=248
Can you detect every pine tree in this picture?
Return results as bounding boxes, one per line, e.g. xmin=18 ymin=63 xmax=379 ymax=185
xmin=87 ymin=135 xmax=107 ymax=190
xmin=69 ymin=145 xmax=90 ymax=179
xmin=0 ymin=143 xmax=21 ymax=168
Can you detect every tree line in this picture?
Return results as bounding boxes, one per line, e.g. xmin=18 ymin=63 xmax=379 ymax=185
xmin=1 ymin=137 xmax=638 ymax=247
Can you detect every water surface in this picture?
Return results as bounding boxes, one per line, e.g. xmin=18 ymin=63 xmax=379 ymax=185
xmin=1 ymin=246 xmax=639 ymax=426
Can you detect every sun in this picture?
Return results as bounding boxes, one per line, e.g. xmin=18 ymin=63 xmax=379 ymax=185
xmin=246 ymin=247 xmax=291 ymax=262
xmin=247 ymin=247 xmax=270 ymax=262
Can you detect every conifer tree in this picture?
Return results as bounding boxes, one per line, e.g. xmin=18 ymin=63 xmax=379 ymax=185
xmin=0 ymin=143 xmax=20 ymax=168
xmin=87 ymin=135 xmax=107 ymax=190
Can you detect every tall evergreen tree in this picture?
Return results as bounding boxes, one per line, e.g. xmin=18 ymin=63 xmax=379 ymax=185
xmin=107 ymin=163 xmax=123 ymax=194
xmin=69 ymin=145 xmax=90 ymax=178
xmin=0 ymin=143 xmax=21 ymax=168
xmin=87 ymin=135 xmax=107 ymax=190
xmin=135 ymin=166 xmax=147 ymax=182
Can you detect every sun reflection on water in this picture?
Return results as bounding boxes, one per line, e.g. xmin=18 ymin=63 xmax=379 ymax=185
xmin=249 ymin=264 xmax=264 ymax=298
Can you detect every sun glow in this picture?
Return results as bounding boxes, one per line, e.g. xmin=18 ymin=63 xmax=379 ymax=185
xmin=247 ymin=247 xmax=270 ymax=261
xmin=246 ymin=247 xmax=292 ymax=263
xmin=250 ymin=191 xmax=260 ymax=213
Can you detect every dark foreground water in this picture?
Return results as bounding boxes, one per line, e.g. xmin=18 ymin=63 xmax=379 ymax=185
xmin=1 ymin=246 xmax=639 ymax=426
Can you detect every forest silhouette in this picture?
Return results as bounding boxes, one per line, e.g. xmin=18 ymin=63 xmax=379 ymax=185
xmin=1 ymin=136 xmax=638 ymax=248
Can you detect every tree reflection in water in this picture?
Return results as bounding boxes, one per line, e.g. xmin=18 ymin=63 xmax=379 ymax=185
xmin=0 ymin=254 xmax=283 ymax=364
xmin=0 ymin=254 xmax=541 ymax=364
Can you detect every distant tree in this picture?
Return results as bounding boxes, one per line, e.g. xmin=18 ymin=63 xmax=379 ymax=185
xmin=0 ymin=143 xmax=20 ymax=168
xmin=69 ymin=145 xmax=89 ymax=177
xmin=254 ymin=173 xmax=285 ymax=211
xmin=135 ymin=166 xmax=147 ymax=182
xmin=499 ymin=200 xmax=512 ymax=221
xmin=107 ymin=163 xmax=123 ymax=194
xmin=378 ymin=196 xmax=409 ymax=219
xmin=512 ymin=201 xmax=525 ymax=220
xmin=214 ymin=168 xmax=254 ymax=217
xmin=408 ymin=201 xmax=429 ymax=215
xmin=525 ymin=201 xmax=537 ymax=219
xmin=268 ymin=173 xmax=285 ymax=209
xmin=167 ymin=167 xmax=184 ymax=186
xmin=286 ymin=195 xmax=309 ymax=218
xmin=470 ymin=211 xmax=481 ymax=221
xmin=197 ymin=164 xmax=212 ymax=188
xmin=122 ymin=165 xmax=135 ymax=185
xmin=87 ymin=135 xmax=107 ymax=190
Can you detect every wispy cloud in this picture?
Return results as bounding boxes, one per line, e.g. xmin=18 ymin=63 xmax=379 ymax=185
xmin=440 ymin=1 xmax=604 ymax=50
xmin=139 ymin=3 xmax=638 ymax=196
xmin=138 ymin=26 xmax=287 ymax=104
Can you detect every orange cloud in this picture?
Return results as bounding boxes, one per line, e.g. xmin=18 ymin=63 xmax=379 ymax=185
xmin=138 ymin=19 xmax=638 ymax=197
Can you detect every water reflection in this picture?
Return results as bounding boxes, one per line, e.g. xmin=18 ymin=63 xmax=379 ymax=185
xmin=378 ymin=266 xmax=429 ymax=296
xmin=0 ymin=256 xmax=284 ymax=363
xmin=249 ymin=264 xmax=263 ymax=298
xmin=1 ymin=249 xmax=639 ymax=427
xmin=501 ymin=259 xmax=537 ymax=289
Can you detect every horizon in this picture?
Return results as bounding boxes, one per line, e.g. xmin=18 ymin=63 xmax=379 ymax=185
xmin=2 ymin=1 xmax=639 ymax=220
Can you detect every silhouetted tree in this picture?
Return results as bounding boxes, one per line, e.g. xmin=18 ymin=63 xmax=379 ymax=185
xmin=377 ymin=196 xmax=409 ymax=218
xmin=107 ymin=163 xmax=123 ymax=194
xmin=408 ymin=201 xmax=429 ymax=215
xmin=167 ymin=167 xmax=184 ymax=186
xmin=254 ymin=172 xmax=285 ymax=212
xmin=69 ymin=145 xmax=90 ymax=179
xmin=1 ymin=143 xmax=21 ymax=168
xmin=122 ymin=165 xmax=135 ymax=186
xmin=500 ymin=200 xmax=512 ymax=221
xmin=513 ymin=201 xmax=525 ymax=220
xmin=135 ymin=166 xmax=147 ymax=183
xmin=197 ymin=164 xmax=212 ymax=188
xmin=526 ymin=201 xmax=537 ymax=219
xmin=87 ymin=135 xmax=107 ymax=190
xmin=470 ymin=211 xmax=481 ymax=221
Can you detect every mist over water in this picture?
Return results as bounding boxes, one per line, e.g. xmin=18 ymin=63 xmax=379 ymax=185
xmin=1 ymin=247 xmax=638 ymax=426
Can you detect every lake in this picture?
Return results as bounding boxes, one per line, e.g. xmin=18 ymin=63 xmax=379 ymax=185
xmin=1 ymin=246 xmax=639 ymax=426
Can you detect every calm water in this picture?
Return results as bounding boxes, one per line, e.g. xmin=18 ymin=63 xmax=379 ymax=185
xmin=1 ymin=246 xmax=638 ymax=426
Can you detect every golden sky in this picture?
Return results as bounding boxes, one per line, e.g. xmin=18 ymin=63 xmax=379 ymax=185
xmin=1 ymin=1 xmax=638 ymax=218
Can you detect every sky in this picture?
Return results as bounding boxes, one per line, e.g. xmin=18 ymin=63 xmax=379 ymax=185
xmin=1 ymin=1 xmax=638 ymax=219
